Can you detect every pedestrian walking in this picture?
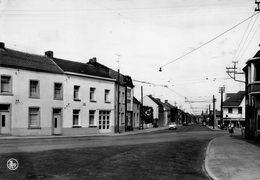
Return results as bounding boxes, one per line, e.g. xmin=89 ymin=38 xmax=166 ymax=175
xmin=228 ymin=122 xmax=234 ymax=136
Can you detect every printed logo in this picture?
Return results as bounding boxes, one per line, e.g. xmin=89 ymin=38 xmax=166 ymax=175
xmin=7 ymin=158 xmax=19 ymax=171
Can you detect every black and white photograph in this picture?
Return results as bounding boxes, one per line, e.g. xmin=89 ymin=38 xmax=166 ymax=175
xmin=0 ymin=0 xmax=260 ymax=179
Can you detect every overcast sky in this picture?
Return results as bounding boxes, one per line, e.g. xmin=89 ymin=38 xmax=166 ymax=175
xmin=0 ymin=0 xmax=259 ymax=114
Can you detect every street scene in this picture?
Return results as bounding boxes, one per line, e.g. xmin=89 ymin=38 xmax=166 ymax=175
xmin=0 ymin=124 xmax=224 ymax=179
xmin=1 ymin=0 xmax=260 ymax=179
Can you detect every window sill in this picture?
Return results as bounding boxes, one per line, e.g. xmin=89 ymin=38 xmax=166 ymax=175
xmin=105 ymin=101 xmax=111 ymax=104
xmin=74 ymin=99 xmax=81 ymax=102
xmin=28 ymin=127 xmax=41 ymax=129
xmin=29 ymin=96 xmax=40 ymax=99
xmin=90 ymin=100 xmax=96 ymax=103
xmin=54 ymin=98 xmax=63 ymax=100
xmin=0 ymin=93 xmax=13 ymax=96
xmin=72 ymin=125 xmax=82 ymax=128
xmin=89 ymin=125 xmax=97 ymax=128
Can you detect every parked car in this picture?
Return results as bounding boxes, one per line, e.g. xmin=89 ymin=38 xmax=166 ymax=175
xmin=168 ymin=122 xmax=177 ymax=130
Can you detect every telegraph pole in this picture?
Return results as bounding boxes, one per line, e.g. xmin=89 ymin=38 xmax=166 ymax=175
xmin=226 ymin=61 xmax=245 ymax=83
xmin=219 ymin=86 xmax=225 ymax=126
xmin=116 ymin=54 xmax=120 ymax=133
xmin=213 ymin=95 xmax=216 ymax=129
xmin=141 ymin=86 xmax=144 ymax=130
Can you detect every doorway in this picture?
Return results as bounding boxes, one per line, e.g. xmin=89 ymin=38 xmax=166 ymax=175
xmin=53 ymin=108 xmax=62 ymax=135
xmin=0 ymin=104 xmax=11 ymax=134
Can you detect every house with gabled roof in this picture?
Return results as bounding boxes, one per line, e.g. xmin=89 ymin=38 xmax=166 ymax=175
xmin=143 ymin=95 xmax=168 ymax=127
xmin=87 ymin=58 xmax=134 ymax=132
xmin=0 ymin=43 xmax=64 ymax=136
xmin=223 ymin=91 xmax=245 ymax=127
xmin=49 ymin=52 xmax=116 ymax=135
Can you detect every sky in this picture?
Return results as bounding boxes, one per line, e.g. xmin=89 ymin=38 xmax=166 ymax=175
xmin=0 ymin=0 xmax=259 ymax=114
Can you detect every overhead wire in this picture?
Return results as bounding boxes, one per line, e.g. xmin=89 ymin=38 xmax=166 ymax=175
xmin=159 ymin=12 xmax=260 ymax=70
xmin=236 ymin=13 xmax=260 ymax=62
xmin=237 ymin=14 xmax=260 ymax=61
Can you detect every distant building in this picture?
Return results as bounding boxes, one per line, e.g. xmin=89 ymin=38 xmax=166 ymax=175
xmin=143 ymin=95 xmax=168 ymax=127
xmin=133 ymin=97 xmax=141 ymax=129
xmin=223 ymin=91 xmax=245 ymax=128
xmin=243 ymin=50 xmax=260 ymax=139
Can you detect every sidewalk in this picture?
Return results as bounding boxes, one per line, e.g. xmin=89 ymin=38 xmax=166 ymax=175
xmin=0 ymin=126 xmax=168 ymax=140
xmin=205 ymin=130 xmax=260 ymax=180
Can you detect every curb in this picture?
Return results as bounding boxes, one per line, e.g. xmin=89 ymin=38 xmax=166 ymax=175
xmin=0 ymin=127 xmax=168 ymax=140
xmin=204 ymin=137 xmax=219 ymax=180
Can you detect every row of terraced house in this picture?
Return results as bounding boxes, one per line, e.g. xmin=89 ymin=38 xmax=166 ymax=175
xmin=0 ymin=42 xmax=196 ymax=136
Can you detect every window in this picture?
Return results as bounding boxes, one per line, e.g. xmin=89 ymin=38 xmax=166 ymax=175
xmin=29 ymin=108 xmax=40 ymax=128
xmin=121 ymin=92 xmax=125 ymax=104
xmin=99 ymin=111 xmax=110 ymax=129
xmin=228 ymin=108 xmax=233 ymax=114
xmin=74 ymin=86 xmax=80 ymax=100
xmin=54 ymin=83 xmax=63 ymax=99
xmin=238 ymin=107 xmax=242 ymax=114
xmin=90 ymin=87 xmax=96 ymax=102
xmin=29 ymin=80 xmax=40 ymax=98
xmin=121 ymin=113 xmax=124 ymax=125
xmin=1 ymin=75 xmax=12 ymax=94
xmin=127 ymin=88 xmax=131 ymax=98
xmin=105 ymin=89 xmax=110 ymax=103
xmin=73 ymin=110 xmax=80 ymax=126
xmin=89 ymin=110 xmax=95 ymax=126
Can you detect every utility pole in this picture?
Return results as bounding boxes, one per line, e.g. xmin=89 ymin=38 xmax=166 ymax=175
xmin=141 ymin=86 xmax=144 ymax=130
xmin=213 ymin=95 xmax=216 ymax=129
xmin=226 ymin=61 xmax=245 ymax=83
xmin=256 ymin=0 xmax=260 ymax=11
xmin=116 ymin=54 xmax=120 ymax=133
xmin=219 ymin=86 xmax=225 ymax=126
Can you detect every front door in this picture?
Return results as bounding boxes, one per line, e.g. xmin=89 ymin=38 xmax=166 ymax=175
xmin=53 ymin=109 xmax=62 ymax=135
xmin=99 ymin=111 xmax=111 ymax=133
xmin=0 ymin=111 xmax=11 ymax=134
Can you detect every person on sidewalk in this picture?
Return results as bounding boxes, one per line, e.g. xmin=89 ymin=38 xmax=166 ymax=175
xmin=228 ymin=122 xmax=234 ymax=136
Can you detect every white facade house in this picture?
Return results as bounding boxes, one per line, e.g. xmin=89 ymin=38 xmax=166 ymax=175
xmin=223 ymin=91 xmax=245 ymax=127
xmin=51 ymin=54 xmax=116 ymax=135
xmin=143 ymin=95 xmax=165 ymax=127
xmin=87 ymin=59 xmax=135 ymax=132
xmin=0 ymin=45 xmax=64 ymax=136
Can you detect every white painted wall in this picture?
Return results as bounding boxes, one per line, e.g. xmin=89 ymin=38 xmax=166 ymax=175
xmin=223 ymin=97 xmax=245 ymax=120
xmin=0 ymin=67 xmax=64 ymax=135
xmin=63 ymin=74 xmax=115 ymax=133
xmin=143 ymin=96 xmax=158 ymax=119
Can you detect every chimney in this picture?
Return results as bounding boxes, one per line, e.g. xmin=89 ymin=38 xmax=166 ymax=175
xmin=165 ymin=100 xmax=168 ymax=103
xmin=0 ymin=42 xmax=5 ymax=50
xmin=88 ymin=57 xmax=97 ymax=64
xmin=45 ymin=51 xmax=53 ymax=58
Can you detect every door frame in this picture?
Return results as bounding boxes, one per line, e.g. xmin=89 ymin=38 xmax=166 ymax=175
xmin=52 ymin=108 xmax=63 ymax=135
xmin=0 ymin=104 xmax=11 ymax=135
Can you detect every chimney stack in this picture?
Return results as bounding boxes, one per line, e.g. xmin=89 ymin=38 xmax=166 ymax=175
xmin=45 ymin=51 xmax=53 ymax=58
xmin=0 ymin=42 xmax=5 ymax=50
xmin=88 ymin=57 xmax=97 ymax=64
xmin=165 ymin=100 xmax=168 ymax=103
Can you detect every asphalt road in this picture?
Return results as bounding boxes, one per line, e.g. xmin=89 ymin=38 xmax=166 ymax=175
xmin=0 ymin=124 xmax=226 ymax=180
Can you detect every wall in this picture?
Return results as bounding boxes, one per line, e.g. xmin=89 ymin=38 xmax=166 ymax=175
xmin=143 ymin=96 xmax=158 ymax=119
xmin=0 ymin=67 xmax=64 ymax=136
xmin=62 ymin=74 xmax=115 ymax=134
